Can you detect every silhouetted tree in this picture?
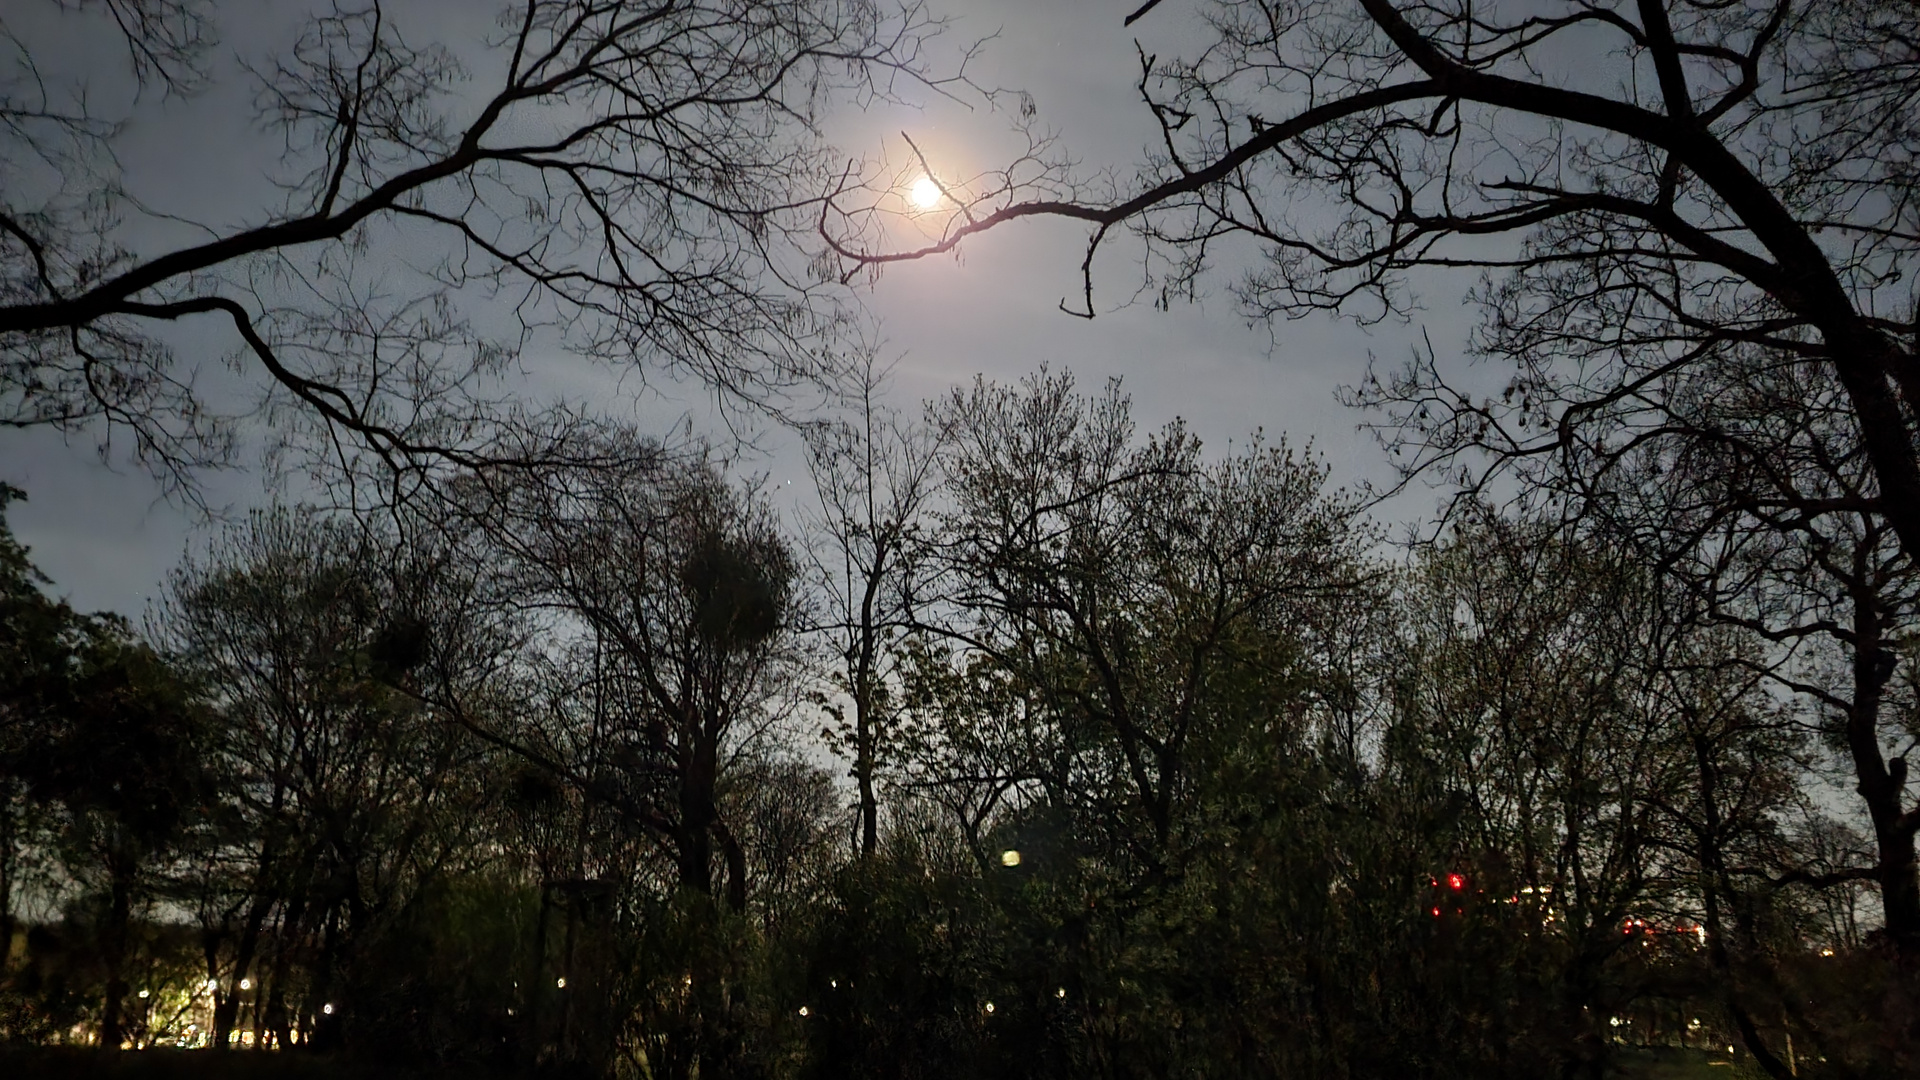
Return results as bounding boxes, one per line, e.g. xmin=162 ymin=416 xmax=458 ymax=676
xmin=829 ymin=2 xmax=1920 ymax=573
xmin=801 ymin=356 xmax=947 ymax=860
xmin=2 ymin=0 xmax=957 ymax=502
xmin=157 ymin=508 xmax=493 ymax=1052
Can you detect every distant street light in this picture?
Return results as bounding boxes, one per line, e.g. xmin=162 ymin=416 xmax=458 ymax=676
xmin=1000 ymin=850 xmax=1021 ymax=868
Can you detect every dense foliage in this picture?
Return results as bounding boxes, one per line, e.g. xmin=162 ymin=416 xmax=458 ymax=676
xmin=1 ymin=372 xmax=1911 ymax=1078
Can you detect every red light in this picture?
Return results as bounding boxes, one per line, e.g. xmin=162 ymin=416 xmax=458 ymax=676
xmin=1447 ymin=873 xmax=1466 ymax=891
xmin=1431 ymin=907 xmax=1442 ymax=918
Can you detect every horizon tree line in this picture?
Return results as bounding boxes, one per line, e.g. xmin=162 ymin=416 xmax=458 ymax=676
xmin=0 ymin=365 xmax=1911 ymax=1078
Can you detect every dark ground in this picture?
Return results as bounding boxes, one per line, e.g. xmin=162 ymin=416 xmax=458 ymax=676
xmin=0 ymin=1045 xmax=1771 ymax=1079
xmin=0 ymin=1047 xmax=505 ymax=1080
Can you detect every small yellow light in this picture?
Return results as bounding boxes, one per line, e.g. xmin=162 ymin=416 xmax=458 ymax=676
xmin=322 ymin=1004 xmax=333 ymax=1015
xmin=984 ymin=1001 xmax=995 ymax=1014
xmin=798 ymin=1005 xmax=810 ymax=1017
xmin=1055 ymin=987 xmax=1066 ymax=999
xmin=1000 ymin=849 xmax=1021 ymax=867
xmin=239 ymin=978 xmax=251 ymax=991
xmin=556 ymin=977 xmax=567 ymax=989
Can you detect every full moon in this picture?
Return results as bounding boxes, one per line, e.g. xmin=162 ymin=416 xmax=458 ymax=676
xmin=909 ymin=175 xmax=942 ymax=209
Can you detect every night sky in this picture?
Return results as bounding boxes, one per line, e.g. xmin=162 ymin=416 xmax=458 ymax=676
xmin=1 ymin=0 xmax=1454 ymax=618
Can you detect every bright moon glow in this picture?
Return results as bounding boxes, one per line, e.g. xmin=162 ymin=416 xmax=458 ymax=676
xmin=910 ymin=175 xmax=942 ymax=209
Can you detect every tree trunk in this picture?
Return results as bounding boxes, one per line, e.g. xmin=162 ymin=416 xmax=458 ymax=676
xmin=678 ymin=727 xmax=718 ymax=898
xmin=853 ymin=582 xmax=882 ymax=860
xmin=1846 ymin=582 xmax=1920 ymax=958
xmin=0 ymin=792 xmax=17 ymax=973
xmin=213 ymin=890 xmax=272 ymax=1049
xmin=98 ymin=845 xmax=134 ymax=1049
xmin=526 ymin=881 xmax=552 ymax=1071
xmin=855 ymin=677 xmax=878 ymax=860
xmin=263 ymin=895 xmax=306 ymax=1050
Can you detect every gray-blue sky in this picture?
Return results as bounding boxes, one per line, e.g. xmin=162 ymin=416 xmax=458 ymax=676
xmin=1 ymin=0 xmax=1452 ymax=617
